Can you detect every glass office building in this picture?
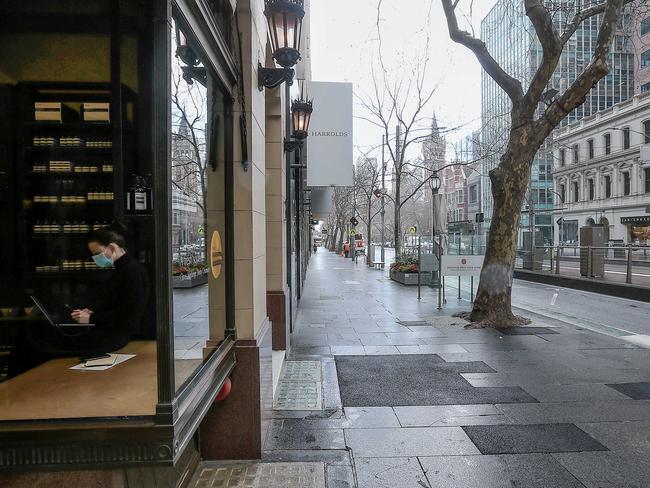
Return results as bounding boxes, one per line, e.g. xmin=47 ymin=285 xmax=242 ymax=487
xmin=480 ymin=1 xmax=635 ymax=243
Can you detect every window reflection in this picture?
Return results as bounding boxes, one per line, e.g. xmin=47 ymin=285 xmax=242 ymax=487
xmin=171 ymin=19 xmax=227 ymax=390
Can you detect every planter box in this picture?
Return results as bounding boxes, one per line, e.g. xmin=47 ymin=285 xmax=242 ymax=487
xmin=389 ymin=269 xmax=432 ymax=286
xmin=172 ymin=272 xmax=208 ymax=288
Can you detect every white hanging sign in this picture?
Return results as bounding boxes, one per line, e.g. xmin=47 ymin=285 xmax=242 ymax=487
xmin=440 ymin=255 xmax=484 ymax=276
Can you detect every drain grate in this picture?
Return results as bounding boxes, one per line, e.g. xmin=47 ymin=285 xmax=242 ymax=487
xmin=274 ymin=361 xmax=323 ymax=410
xmin=192 ymin=462 xmax=325 ymax=488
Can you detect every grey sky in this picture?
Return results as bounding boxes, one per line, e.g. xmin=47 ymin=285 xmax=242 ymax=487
xmin=311 ymin=0 xmax=498 ymax=161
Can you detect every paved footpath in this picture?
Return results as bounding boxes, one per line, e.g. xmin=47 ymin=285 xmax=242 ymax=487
xmin=196 ymin=249 xmax=650 ymax=488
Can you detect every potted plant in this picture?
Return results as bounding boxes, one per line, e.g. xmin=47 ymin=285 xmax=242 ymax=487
xmin=389 ymin=255 xmax=431 ymax=285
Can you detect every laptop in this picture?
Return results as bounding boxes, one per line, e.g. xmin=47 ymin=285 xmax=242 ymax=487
xmin=30 ymin=295 xmax=95 ymax=327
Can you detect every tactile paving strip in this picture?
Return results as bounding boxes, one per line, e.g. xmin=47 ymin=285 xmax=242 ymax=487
xmin=193 ymin=462 xmax=325 ymax=488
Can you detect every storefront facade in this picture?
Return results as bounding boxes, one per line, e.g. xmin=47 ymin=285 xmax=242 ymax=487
xmin=0 ymin=0 xmax=308 ymax=485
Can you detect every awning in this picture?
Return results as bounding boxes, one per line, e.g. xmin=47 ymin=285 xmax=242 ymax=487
xmin=621 ymin=216 xmax=650 ymax=225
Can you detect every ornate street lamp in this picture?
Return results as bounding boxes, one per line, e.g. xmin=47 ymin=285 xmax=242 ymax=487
xmin=430 ymin=172 xmax=441 ymax=194
xmin=285 ymin=97 xmax=313 ymax=152
xmin=259 ymin=0 xmax=305 ymax=90
xmin=175 ymin=22 xmax=207 ymax=87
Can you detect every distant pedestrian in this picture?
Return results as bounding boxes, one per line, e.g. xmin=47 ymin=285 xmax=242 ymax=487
xmin=343 ymin=241 xmax=350 ymax=258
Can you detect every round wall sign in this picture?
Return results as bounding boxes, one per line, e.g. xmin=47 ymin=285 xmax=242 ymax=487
xmin=210 ymin=230 xmax=223 ymax=279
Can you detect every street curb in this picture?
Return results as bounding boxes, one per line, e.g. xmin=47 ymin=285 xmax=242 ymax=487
xmin=513 ymin=269 xmax=650 ymax=303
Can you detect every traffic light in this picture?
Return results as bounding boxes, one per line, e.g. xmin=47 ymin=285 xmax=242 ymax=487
xmin=350 ymin=217 xmax=359 ymax=226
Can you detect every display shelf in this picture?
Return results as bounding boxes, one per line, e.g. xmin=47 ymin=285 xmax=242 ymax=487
xmin=25 ymin=121 xmax=112 ymax=128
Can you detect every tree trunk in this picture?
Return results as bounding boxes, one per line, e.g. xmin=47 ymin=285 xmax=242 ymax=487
xmin=394 ymin=180 xmax=401 ymax=256
xmin=337 ymin=224 xmax=345 ymax=254
xmin=367 ymin=204 xmax=372 ymax=266
xmin=470 ymin=142 xmax=534 ymax=327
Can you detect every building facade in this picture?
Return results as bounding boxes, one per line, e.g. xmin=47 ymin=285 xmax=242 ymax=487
xmin=480 ymin=0 xmax=638 ymax=243
xmin=553 ymin=91 xmax=650 ymax=245
xmin=0 ymin=0 xmax=324 ymax=485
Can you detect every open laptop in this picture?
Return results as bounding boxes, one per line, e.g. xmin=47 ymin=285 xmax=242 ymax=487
xmin=30 ymin=295 xmax=95 ymax=327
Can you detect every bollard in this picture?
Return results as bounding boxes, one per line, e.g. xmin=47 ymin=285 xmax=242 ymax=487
xmin=587 ymin=246 xmax=592 ymax=277
xmin=626 ymin=245 xmax=633 ymax=284
xmin=556 ymin=246 xmax=561 ymax=275
xmin=470 ymin=276 xmax=474 ymax=303
xmin=458 ymin=276 xmax=461 ymax=300
xmin=417 ymin=237 xmax=421 ymax=300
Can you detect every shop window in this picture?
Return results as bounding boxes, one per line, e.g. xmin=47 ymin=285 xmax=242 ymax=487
xmin=588 ymin=139 xmax=594 ymax=159
xmin=588 ymin=179 xmax=594 ymax=200
xmin=622 ymin=127 xmax=630 ymax=149
xmin=605 ymin=175 xmax=612 ymax=198
xmin=604 ymin=133 xmax=611 ymax=155
xmin=623 ymin=171 xmax=631 ymax=195
xmin=573 ymin=181 xmax=579 ymax=202
xmin=171 ymin=18 xmax=229 ymax=391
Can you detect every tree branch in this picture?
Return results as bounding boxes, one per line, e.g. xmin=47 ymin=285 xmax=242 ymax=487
xmin=441 ymin=0 xmax=523 ymax=103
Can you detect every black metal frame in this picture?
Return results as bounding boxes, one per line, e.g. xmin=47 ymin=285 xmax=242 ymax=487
xmin=0 ymin=0 xmax=238 ymax=470
xmin=258 ymin=63 xmax=294 ymax=90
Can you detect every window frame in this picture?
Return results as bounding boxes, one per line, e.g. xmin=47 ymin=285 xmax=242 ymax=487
xmin=587 ymin=139 xmax=594 ymax=159
xmin=622 ymin=127 xmax=630 ymax=150
xmin=623 ymin=171 xmax=631 ymax=196
xmin=604 ymin=133 xmax=611 ymax=155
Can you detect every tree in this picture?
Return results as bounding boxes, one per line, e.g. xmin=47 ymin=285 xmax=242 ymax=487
xmin=354 ymin=156 xmax=383 ymax=262
xmin=441 ymin=0 xmax=637 ymax=326
xmin=357 ymin=1 xmax=441 ymax=256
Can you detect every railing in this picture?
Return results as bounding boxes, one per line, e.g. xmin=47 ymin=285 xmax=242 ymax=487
xmin=515 ymin=244 xmax=650 ymax=286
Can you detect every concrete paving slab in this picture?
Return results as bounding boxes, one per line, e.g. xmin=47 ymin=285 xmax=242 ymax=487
xmin=326 ymin=465 xmax=355 ymax=488
xmin=419 ymin=455 xmax=512 ymax=488
xmin=495 ymin=327 xmax=560 ymax=335
xmin=330 ymin=346 xmax=366 ymax=356
xmin=553 ymin=451 xmax=650 ymax=488
xmin=461 ymin=423 xmax=608 ymax=455
xmin=495 ymin=400 xmax=650 ymax=423
xmin=363 ymin=345 xmax=400 ymax=355
xmin=342 ymin=407 xmax=401 ymax=428
xmin=576 ymin=420 xmax=650 ymax=456
xmin=264 ymin=421 xmax=345 ymax=450
xmin=262 ymin=449 xmax=351 ymax=466
xmin=394 ymin=404 xmax=504 ymax=427
xmin=522 ymin=383 xmax=631 ymax=403
xmin=345 ymin=427 xmax=480 ymax=457
xmin=355 ymin=457 xmax=428 ymax=488
xmin=605 ymin=381 xmax=650 ymax=400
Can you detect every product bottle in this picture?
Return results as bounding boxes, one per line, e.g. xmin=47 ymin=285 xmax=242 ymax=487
xmin=126 ymin=174 xmax=137 ymax=213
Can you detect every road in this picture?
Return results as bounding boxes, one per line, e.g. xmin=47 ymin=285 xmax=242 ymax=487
xmin=445 ymin=277 xmax=650 ymax=337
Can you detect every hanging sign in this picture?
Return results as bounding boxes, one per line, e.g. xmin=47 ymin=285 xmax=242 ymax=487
xmin=408 ymin=226 xmax=417 ymax=235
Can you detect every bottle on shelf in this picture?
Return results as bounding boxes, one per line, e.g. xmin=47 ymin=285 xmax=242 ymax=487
xmin=135 ymin=176 xmax=147 ymax=214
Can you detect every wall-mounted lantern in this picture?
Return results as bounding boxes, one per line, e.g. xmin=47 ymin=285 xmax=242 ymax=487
xmin=285 ymin=97 xmax=313 ymax=152
xmin=258 ymin=0 xmax=305 ymax=90
xmin=175 ymin=23 xmax=207 ymax=87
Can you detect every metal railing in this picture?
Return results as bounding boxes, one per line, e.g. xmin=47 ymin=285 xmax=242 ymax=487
xmin=515 ymin=244 xmax=650 ymax=286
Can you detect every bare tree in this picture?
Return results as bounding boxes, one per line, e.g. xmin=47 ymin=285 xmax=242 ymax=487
xmin=354 ymin=156 xmax=383 ymax=262
xmin=441 ymin=0 xmax=637 ymax=326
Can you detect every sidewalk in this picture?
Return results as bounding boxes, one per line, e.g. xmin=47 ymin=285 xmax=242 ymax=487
xmin=195 ymin=249 xmax=650 ymax=488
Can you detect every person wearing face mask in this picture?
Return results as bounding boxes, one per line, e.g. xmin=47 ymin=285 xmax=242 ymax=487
xmin=67 ymin=223 xmax=149 ymax=351
xmin=7 ymin=223 xmax=149 ymax=377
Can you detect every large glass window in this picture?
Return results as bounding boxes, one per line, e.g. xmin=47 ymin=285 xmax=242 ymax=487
xmin=171 ymin=18 xmax=228 ymax=391
xmin=0 ymin=1 xmax=158 ymax=421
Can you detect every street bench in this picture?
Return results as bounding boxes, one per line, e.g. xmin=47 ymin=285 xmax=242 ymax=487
xmin=373 ymin=261 xmax=384 ymax=270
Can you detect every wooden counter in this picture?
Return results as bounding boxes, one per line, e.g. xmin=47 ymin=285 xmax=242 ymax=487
xmin=0 ymin=341 xmax=157 ymax=421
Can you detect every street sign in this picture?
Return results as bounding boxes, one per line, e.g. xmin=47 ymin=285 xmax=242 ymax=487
xmin=440 ymin=255 xmax=484 ymax=276
xmin=350 ymin=217 xmax=359 ymax=226
xmin=408 ymin=226 xmax=417 ymax=235
xmin=198 ymin=226 xmax=205 ymax=236
xmin=350 ymin=229 xmax=357 ymax=236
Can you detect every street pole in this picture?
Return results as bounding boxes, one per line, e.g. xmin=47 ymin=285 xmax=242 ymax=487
xmin=381 ymin=135 xmax=386 ymax=267
xmin=417 ymin=236 xmax=421 ymax=300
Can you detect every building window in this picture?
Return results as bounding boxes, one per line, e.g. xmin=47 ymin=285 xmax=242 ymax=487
xmin=623 ymin=171 xmax=631 ymax=195
xmin=645 ymin=168 xmax=650 ymax=193
xmin=605 ymin=175 xmax=612 ymax=198
xmin=642 ymin=16 xmax=650 ymax=36
xmin=642 ymin=82 xmax=650 ymax=93
xmin=641 ymin=49 xmax=650 ymax=68
xmin=622 ymin=127 xmax=630 ymax=149
xmin=573 ymin=181 xmax=579 ymax=202
xmin=604 ymin=133 xmax=611 ymax=155
xmin=456 ymin=189 xmax=464 ymax=203
xmin=644 ymin=120 xmax=650 ymax=143
xmin=560 ymin=183 xmax=566 ymax=203
xmin=589 ymin=179 xmax=595 ymax=200
xmin=559 ymin=149 xmax=565 ymax=166
xmin=573 ymin=144 xmax=579 ymax=163
xmin=588 ymin=139 xmax=594 ymax=159
xmin=469 ymin=184 xmax=478 ymax=204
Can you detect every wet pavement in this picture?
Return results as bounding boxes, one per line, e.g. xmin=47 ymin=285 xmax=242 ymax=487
xmin=263 ymin=249 xmax=650 ymax=488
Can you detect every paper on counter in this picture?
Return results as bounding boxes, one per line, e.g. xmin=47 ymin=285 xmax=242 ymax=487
xmin=70 ymin=354 xmax=136 ymax=371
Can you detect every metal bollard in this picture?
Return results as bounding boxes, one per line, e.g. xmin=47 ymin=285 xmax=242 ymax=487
xmin=587 ymin=246 xmax=592 ymax=278
xmin=556 ymin=246 xmax=561 ymax=274
xmin=626 ymin=245 xmax=633 ymax=284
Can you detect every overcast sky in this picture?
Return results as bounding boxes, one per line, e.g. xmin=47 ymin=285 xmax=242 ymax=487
xmin=310 ymin=0 xmax=498 ymax=162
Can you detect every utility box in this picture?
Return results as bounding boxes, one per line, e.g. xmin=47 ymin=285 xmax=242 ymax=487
xmin=522 ymin=230 xmax=544 ymax=271
xmin=580 ymin=226 xmax=605 ymax=277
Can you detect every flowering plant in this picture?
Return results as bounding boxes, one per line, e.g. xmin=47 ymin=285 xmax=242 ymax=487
xmin=390 ymin=255 xmax=419 ymax=273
